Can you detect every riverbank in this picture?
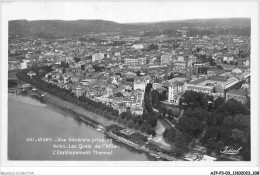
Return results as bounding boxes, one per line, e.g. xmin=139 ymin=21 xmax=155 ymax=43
xmin=106 ymin=131 xmax=183 ymax=161
xmin=21 ymin=87 xmax=182 ymax=161
xmin=8 ymin=94 xmax=153 ymax=161
xmin=41 ymin=91 xmax=114 ymax=127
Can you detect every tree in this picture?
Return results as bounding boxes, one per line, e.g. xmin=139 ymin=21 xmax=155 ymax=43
xmin=136 ymin=71 xmax=141 ymax=76
xmin=147 ymin=128 xmax=156 ymax=136
xmin=218 ymin=126 xmax=232 ymax=144
xmin=212 ymin=112 xmax=224 ymax=126
xmin=189 ymin=108 xmax=210 ymax=121
xmin=144 ymin=83 xmax=153 ymax=113
xmin=122 ymin=118 xmax=128 ymax=125
xmin=231 ymin=128 xmax=248 ymax=144
xmin=213 ymin=97 xmax=225 ymax=109
xmin=174 ymin=130 xmax=191 ymax=151
xmin=112 ymin=110 xmax=119 ymax=117
xmin=167 ymin=109 xmax=173 ymax=118
xmin=216 ymin=65 xmax=223 ymax=69
xmin=160 ymin=106 xmax=167 ymax=116
xmin=205 ymin=138 xmax=216 ymax=150
xmin=246 ymin=97 xmax=250 ymax=109
xmin=198 ymin=67 xmax=208 ymax=74
xmin=145 ymin=83 xmax=153 ymax=93
xmin=118 ymin=118 xmax=123 ymax=124
xmin=114 ymin=92 xmax=124 ymax=97
xmin=217 ymin=99 xmax=249 ymax=116
xmin=215 ymin=141 xmax=224 ymax=153
xmin=202 ymin=126 xmax=219 ymax=143
xmin=146 ymin=117 xmax=157 ymax=128
xmin=140 ymin=123 xmax=147 ymax=133
xmin=233 ymin=114 xmax=250 ymax=128
xmin=148 ymin=44 xmax=158 ymax=50
xmin=151 ymin=90 xmax=159 ymax=108
xmin=158 ymin=90 xmax=167 ymax=101
xmin=179 ymin=90 xmax=209 ymax=110
xmin=172 ymin=109 xmax=181 ymax=117
xmin=74 ymin=57 xmax=81 ymax=62
xmin=163 ymin=129 xmax=176 ymax=142
xmin=47 ymin=74 xmax=52 ymax=80
xmin=132 ymin=115 xmax=142 ymax=123
xmin=149 ymin=111 xmax=159 ymax=119
xmin=133 ymin=122 xmax=140 ymax=130
xmin=223 ymin=115 xmax=234 ymax=126
xmin=209 ymin=57 xmax=215 ymax=66
xmin=212 ymin=87 xmax=216 ymax=93
xmin=127 ymin=120 xmax=135 ymax=129
xmin=241 ymin=150 xmax=250 ymax=161
xmin=177 ymin=115 xmax=205 ymax=138
xmin=142 ymin=113 xmax=149 ymax=121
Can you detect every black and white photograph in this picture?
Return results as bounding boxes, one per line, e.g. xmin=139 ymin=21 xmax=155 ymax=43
xmin=1 ymin=1 xmax=259 ymax=175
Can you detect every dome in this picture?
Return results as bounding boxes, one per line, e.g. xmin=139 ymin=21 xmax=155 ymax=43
xmin=232 ymin=68 xmax=242 ymax=74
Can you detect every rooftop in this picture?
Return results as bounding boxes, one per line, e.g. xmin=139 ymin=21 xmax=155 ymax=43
xmin=189 ymin=78 xmax=207 ymax=85
xmin=227 ymin=89 xmax=247 ymax=96
xmin=209 ymin=76 xmax=228 ymax=82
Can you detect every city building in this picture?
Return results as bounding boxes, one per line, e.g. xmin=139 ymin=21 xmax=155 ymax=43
xmin=75 ymin=85 xmax=83 ymax=97
xmin=27 ymin=71 xmax=36 ymax=78
xmin=164 ymin=77 xmax=186 ymax=105
xmin=92 ymin=53 xmax=105 ymax=62
xmin=186 ymin=66 xmax=199 ymax=79
xmin=124 ymin=57 xmax=138 ymax=66
xmin=138 ymin=57 xmax=147 ymax=65
xmin=132 ymin=44 xmax=144 ymax=50
xmin=130 ymin=89 xmax=144 ymax=115
xmin=20 ymin=61 xmax=27 ymax=69
xmin=134 ymin=80 xmax=146 ymax=91
xmin=174 ymin=60 xmax=187 ymax=69
xmin=124 ymin=57 xmax=147 ymax=66
xmin=161 ymin=54 xmax=172 ymax=65
xmin=184 ymin=76 xmax=240 ymax=97
xmin=226 ymin=89 xmax=247 ymax=104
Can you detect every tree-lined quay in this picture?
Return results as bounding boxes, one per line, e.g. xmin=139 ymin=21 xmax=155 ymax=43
xmin=16 ymin=63 xmax=250 ymax=161
xmin=16 ymin=68 xmax=185 ymax=160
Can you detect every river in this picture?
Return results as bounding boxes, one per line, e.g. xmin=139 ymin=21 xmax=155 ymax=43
xmin=8 ymin=94 xmax=157 ymax=161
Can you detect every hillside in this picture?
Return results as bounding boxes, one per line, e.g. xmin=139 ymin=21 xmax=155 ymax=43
xmin=9 ymin=18 xmax=250 ymax=38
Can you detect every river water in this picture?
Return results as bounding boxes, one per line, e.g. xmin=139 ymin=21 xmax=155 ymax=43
xmin=8 ymin=94 xmax=157 ymax=161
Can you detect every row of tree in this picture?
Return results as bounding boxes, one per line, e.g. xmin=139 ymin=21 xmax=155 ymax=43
xmin=16 ymin=68 xmax=120 ymax=123
xmin=179 ymin=90 xmax=214 ymax=110
xmin=17 ymin=67 xmax=157 ymax=136
xmin=144 ymin=83 xmax=154 ymax=113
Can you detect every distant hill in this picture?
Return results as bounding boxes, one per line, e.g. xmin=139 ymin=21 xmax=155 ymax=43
xmin=9 ymin=18 xmax=250 ymax=38
xmin=8 ymin=19 xmax=125 ymax=38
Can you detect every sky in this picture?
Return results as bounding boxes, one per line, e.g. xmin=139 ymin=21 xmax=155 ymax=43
xmin=2 ymin=1 xmax=255 ymax=23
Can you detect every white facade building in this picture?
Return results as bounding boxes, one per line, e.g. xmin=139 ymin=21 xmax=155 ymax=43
xmin=20 ymin=61 xmax=27 ymax=69
xmin=132 ymin=44 xmax=144 ymax=50
xmin=92 ymin=53 xmax=105 ymax=62
xmin=164 ymin=78 xmax=187 ymax=105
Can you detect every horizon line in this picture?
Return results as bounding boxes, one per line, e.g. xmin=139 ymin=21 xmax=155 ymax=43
xmin=8 ymin=17 xmax=251 ymax=24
